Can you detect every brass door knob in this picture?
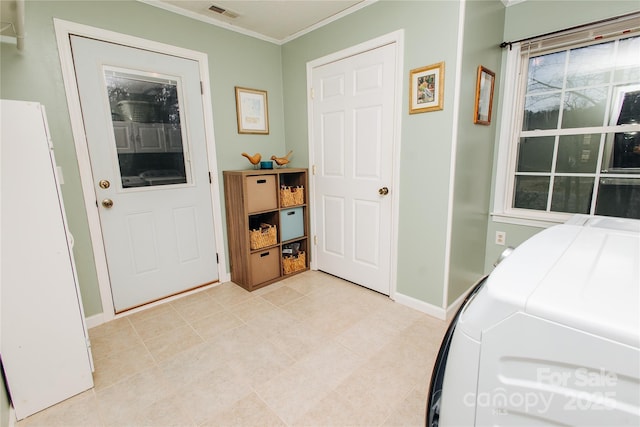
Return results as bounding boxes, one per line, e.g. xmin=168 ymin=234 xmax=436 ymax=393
xmin=99 ymin=179 xmax=110 ymax=189
xmin=378 ymin=187 xmax=389 ymax=196
xmin=102 ymin=198 xmax=114 ymax=208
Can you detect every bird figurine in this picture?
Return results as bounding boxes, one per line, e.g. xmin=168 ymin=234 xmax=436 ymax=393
xmin=271 ymin=150 xmax=293 ymax=167
xmin=241 ymin=152 xmax=262 ymax=168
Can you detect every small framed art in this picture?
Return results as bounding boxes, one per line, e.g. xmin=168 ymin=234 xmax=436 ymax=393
xmin=473 ymin=66 xmax=495 ymax=125
xmin=409 ymin=62 xmax=444 ymax=114
xmin=235 ymin=86 xmax=269 ymax=134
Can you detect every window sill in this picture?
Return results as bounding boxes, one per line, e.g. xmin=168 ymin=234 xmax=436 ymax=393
xmin=490 ymin=211 xmax=569 ymax=229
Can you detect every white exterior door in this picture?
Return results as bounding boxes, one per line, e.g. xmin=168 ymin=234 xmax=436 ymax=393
xmin=310 ymin=42 xmax=397 ymax=295
xmin=70 ymin=36 xmax=219 ymax=312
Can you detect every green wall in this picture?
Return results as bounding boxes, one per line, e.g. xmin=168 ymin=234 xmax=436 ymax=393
xmin=282 ymin=0 xmax=463 ymax=307
xmin=484 ymin=0 xmax=640 ymax=271
xmin=448 ymin=0 xmax=505 ymax=304
xmin=0 ymin=1 xmax=286 ymax=318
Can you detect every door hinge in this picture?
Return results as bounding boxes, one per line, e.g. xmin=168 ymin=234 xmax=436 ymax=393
xmin=200 ymin=81 xmax=204 ymax=95
xmin=314 ymin=235 xmax=317 ymax=245
xmin=209 ymin=171 xmax=212 ymax=183
xmin=216 ymin=253 xmax=219 ymax=264
xmin=312 ymin=164 xmax=316 ymax=175
xmin=310 ymin=87 xmax=315 ymax=99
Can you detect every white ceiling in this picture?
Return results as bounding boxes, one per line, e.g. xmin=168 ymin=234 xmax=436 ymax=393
xmin=1 ymin=0 xmax=523 ymax=48
xmin=145 ymin=0 xmax=372 ymax=44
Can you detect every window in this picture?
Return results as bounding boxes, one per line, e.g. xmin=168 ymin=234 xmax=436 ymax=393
xmin=495 ymin=15 xmax=640 ymax=224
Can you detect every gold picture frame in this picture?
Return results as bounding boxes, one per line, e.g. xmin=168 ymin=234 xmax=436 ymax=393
xmin=473 ymin=66 xmax=495 ymax=125
xmin=409 ymin=62 xmax=444 ymax=114
xmin=235 ymin=86 xmax=269 ymax=134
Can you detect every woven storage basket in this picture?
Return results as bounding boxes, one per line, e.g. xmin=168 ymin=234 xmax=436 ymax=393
xmin=283 ymin=251 xmax=306 ymax=275
xmin=280 ymin=186 xmax=304 ymax=207
xmin=249 ymin=224 xmax=277 ymax=250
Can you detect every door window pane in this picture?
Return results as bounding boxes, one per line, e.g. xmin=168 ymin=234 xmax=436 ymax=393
xmin=514 ymin=176 xmax=550 ymax=210
xmin=556 ymin=134 xmax=600 ymax=173
xmin=551 ymin=177 xmax=594 ymax=214
xmin=516 ymin=136 xmax=555 ymax=172
xmin=105 ymin=69 xmax=188 ymax=189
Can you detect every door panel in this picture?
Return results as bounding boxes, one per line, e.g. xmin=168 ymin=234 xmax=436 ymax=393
xmin=312 ymin=43 xmax=396 ymax=295
xmin=71 ymin=35 xmax=218 ymax=312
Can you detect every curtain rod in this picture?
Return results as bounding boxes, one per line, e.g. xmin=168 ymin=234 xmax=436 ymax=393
xmin=499 ymin=11 xmax=639 ymax=50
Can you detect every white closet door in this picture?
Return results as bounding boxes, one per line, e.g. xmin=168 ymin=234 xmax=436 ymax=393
xmin=1 ymin=100 xmax=94 ymax=420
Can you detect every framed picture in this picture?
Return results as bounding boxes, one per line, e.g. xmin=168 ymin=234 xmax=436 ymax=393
xmin=409 ymin=62 xmax=444 ymax=114
xmin=474 ymin=66 xmax=496 ymax=125
xmin=235 ymin=86 xmax=269 ymax=134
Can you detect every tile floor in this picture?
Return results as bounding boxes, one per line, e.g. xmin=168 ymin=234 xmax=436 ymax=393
xmin=16 ymin=271 xmax=447 ymax=427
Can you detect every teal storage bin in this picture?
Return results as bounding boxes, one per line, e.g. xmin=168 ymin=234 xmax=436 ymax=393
xmin=280 ymin=207 xmax=304 ymax=242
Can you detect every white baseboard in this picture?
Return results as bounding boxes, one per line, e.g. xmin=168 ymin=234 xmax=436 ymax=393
xmin=394 ymin=285 xmax=470 ymax=322
xmin=445 ymin=290 xmax=467 ymax=320
xmin=393 ymin=292 xmax=446 ymax=320
xmin=84 ymin=313 xmax=106 ymax=329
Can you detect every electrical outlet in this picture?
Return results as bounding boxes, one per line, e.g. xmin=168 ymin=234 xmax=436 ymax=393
xmin=495 ymin=231 xmax=506 ymax=246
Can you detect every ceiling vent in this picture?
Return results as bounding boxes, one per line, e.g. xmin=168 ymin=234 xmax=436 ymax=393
xmin=208 ymin=4 xmax=239 ymax=19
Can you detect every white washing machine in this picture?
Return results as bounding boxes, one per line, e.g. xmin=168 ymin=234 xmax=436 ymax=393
xmin=427 ymin=215 xmax=640 ymax=426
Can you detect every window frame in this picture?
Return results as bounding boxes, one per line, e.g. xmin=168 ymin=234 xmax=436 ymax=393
xmin=492 ymin=17 xmax=640 ymax=227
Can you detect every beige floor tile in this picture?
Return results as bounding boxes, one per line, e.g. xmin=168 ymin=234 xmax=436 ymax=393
xmin=255 ymin=341 xmax=363 ymax=425
xmin=200 ymin=392 xmax=286 ymax=427
xmin=130 ymin=395 xmax=196 ymax=427
xmin=335 ymin=312 xmax=401 ymax=357
xmin=88 ymin=317 xmax=133 ymax=340
xmin=170 ymin=290 xmax=224 ymax=324
xmin=294 ymin=390 xmax=379 ymax=427
xmin=383 ymin=387 xmax=429 ymax=427
xmin=89 ymin=320 xmax=143 ymax=360
xmin=333 ymin=362 xmax=414 ymax=423
xmin=158 ymin=341 xmax=228 ymax=389
xmin=285 ymin=271 xmax=344 ymax=296
xmin=374 ymin=300 xmax=430 ymax=333
xmin=206 ymin=281 xmax=253 ymax=307
xmin=260 ymin=285 xmax=305 ymax=307
xmin=231 ymin=296 xmax=280 ymax=322
xmin=18 ymin=271 xmax=444 ymax=427
xmin=243 ymin=308 xmax=331 ymax=360
xmin=244 ymin=305 xmax=301 ymax=338
xmin=251 ymin=279 xmax=286 ymax=296
xmin=143 ymin=324 xmax=204 ymax=363
xmin=91 ymin=342 xmax=155 ymax=390
xmin=128 ymin=305 xmax=187 ymax=342
xmin=95 ymin=367 xmax=173 ymax=427
xmin=190 ymin=309 xmax=244 ymax=341
xmin=16 ymin=390 xmax=101 ymax=427
xmin=126 ymin=302 xmax=176 ymax=324
xmin=174 ymin=365 xmax=253 ymax=425
xmin=262 ymin=319 xmax=331 ymax=361
xmin=225 ymin=330 xmax=295 ymax=387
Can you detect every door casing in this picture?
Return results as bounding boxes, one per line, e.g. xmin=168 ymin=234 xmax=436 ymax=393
xmin=306 ymin=30 xmax=404 ymax=299
xmin=55 ymin=19 xmax=229 ymax=326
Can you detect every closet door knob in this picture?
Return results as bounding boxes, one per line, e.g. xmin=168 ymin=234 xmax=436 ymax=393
xmin=378 ymin=187 xmax=389 ymax=196
xmin=102 ymin=199 xmax=114 ymax=208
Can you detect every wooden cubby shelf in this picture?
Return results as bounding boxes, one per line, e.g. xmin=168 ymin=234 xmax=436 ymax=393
xmin=223 ymin=168 xmax=309 ymax=291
